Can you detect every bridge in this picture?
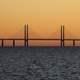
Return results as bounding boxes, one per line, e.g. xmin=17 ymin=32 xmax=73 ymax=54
xmin=0 ymin=24 xmax=80 ymax=47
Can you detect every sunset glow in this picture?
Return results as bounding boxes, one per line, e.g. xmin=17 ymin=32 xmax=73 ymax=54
xmin=0 ymin=0 xmax=80 ymax=46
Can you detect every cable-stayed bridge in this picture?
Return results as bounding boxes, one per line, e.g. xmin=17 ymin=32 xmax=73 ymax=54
xmin=0 ymin=24 xmax=80 ymax=47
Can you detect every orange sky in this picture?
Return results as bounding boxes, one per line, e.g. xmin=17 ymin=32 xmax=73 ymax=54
xmin=0 ymin=0 xmax=80 ymax=46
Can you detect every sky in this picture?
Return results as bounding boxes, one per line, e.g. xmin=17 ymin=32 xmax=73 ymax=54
xmin=0 ymin=0 xmax=80 ymax=46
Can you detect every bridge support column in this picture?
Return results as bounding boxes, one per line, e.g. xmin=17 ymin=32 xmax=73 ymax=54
xmin=61 ymin=25 xmax=65 ymax=47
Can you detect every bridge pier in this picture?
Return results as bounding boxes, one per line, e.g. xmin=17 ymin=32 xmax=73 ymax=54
xmin=61 ymin=25 xmax=65 ymax=47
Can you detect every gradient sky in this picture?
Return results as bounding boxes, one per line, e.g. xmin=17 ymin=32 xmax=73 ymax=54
xmin=0 ymin=0 xmax=80 ymax=45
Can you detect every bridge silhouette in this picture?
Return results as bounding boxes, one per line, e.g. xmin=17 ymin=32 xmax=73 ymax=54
xmin=0 ymin=24 xmax=80 ymax=47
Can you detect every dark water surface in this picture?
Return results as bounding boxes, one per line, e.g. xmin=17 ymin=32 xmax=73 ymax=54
xmin=0 ymin=46 xmax=80 ymax=80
